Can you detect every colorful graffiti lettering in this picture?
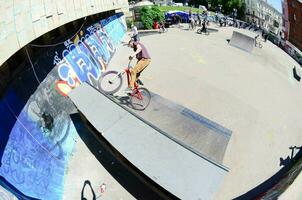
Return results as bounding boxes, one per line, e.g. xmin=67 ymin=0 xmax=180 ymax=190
xmin=55 ymin=14 xmax=126 ymax=96
xmin=0 ymin=14 xmax=126 ymax=199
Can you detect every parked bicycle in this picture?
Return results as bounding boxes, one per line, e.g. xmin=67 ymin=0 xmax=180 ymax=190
xmin=197 ymin=21 xmax=209 ymax=35
xmin=98 ymin=60 xmax=151 ymax=110
xmin=255 ymin=35 xmax=263 ymax=48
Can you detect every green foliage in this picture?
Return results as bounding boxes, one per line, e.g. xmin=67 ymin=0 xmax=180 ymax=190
xmin=208 ymin=0 xmax=245 ymax=19
xmin=158 ymin=6 xmax=201 ymax=13
xmin=126 ymin=18 xmax=133 ymax=29
xmin=188 ymin=0 xmax=208 ymax=8
xmin=139 ymin=6 xmax=164 ymax=29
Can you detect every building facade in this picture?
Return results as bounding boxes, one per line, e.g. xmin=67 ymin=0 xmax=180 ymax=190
xmin=282 ymin=0 xmax=290 ymax=39
xmin=245 ymin=0 xmax=282 ymax=35
xmin=285 ymin=0 xmax=302 ymax=51
xmin=0 ymin=0 xmax=129 ymax=66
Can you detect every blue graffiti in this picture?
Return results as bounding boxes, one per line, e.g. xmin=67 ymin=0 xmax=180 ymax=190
xmin=56 ymin=14 xmax=126 ymax=89
xmin=0 ymin=108 xmax=77 ymax=199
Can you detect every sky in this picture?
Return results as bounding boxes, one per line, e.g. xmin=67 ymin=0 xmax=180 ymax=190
xmin=267 ymin=0 xmax=282 ymax=12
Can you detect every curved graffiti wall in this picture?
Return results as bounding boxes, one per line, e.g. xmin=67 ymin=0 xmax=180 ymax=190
xmin=0 ymin=13 xmax=126 ymax=199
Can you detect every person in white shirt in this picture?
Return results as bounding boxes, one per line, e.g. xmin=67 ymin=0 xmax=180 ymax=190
xmin=131 ymin=24 xmax=138 ymax=41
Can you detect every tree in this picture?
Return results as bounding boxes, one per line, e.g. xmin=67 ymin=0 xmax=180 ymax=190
xmin=188 ymin=0 xmax=208 ymax=7
xmin=208 ymin=0 xmax=245 ymax=19
xmin=140 ymin=6 xmax=164 ymax=29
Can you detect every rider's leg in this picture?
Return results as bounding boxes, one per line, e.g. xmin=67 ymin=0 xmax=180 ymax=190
xmin=133 ymin=34 xmax=138 ymax=42
xmin=129 ymin=58 xmax=151 ymax=89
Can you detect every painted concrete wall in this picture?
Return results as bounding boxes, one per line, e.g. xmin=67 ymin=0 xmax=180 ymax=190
xmin=0 ymin=13 xmax=127 ymax=199
xmin=0 ymin=0 xmax=129 ymax=66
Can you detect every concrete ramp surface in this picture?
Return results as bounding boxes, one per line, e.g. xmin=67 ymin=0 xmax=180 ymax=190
xmin=132 ymin=93 xmax=232 ymax=164
xmin=69 ymin=83 xmax=228 ymax=200
xmin=229 ymin=31 xmax=255 ymax=53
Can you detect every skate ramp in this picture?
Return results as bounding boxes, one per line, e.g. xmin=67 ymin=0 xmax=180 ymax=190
xmin=229 ymin=31 xmax=255 ymax=53
xmin=69 ymin=83 xmax=228 ymax=200
xmin=131 ymin=93 xmax=231 ymax=164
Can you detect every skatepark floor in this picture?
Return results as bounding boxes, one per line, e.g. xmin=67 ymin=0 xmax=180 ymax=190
xmin=108 ymin=26 xmax=302 ymax=199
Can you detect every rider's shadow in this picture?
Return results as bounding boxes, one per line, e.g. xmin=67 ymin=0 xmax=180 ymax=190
xmin=114 ymin=95 xmax=131 ymax=107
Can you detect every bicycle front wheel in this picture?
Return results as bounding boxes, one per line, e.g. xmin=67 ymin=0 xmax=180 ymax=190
xmin=130 ymin=88 xmax=151 ymax=110
xmin=98 ymin=71 xmax=123 ymax=95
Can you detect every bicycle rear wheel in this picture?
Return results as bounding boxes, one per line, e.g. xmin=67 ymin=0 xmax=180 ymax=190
xmin=98 ymin=70 xmax=123 ymax=95
xmin=130 ymin=88 xmax=151 ymax=110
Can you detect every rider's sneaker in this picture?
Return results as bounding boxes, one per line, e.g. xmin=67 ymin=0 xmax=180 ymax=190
xmin=124 ymin=87 xmax=133 ymax=94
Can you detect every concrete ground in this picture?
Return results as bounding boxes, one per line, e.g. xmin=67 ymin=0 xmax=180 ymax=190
xmin=109 ymin=25 xmax=302 ymax=199
xmin=63 ymin=135 xmax=134 ymax=200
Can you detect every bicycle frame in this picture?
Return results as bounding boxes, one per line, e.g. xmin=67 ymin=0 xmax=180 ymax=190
xmin=108 ymin=61 xmax=143 ymax=99
xmin=124 ymin=67 xmax=143 ymax=99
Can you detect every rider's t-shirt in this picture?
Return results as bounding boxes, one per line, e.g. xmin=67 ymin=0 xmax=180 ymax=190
xmin=132 ymin=26 xmax=138 ymax=36
xmin=134 ymin=42 xmax=151 ymax=60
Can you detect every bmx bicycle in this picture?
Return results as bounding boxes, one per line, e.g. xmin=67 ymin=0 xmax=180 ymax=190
xmin=98 ymin=60 xmax=151 ymax=110
xmin=197 ymin=27 xmax=209 ymax=35
xmin=255 ymin=35 xmax=263 ymax=48
xmin=158 ymin=26 xmax=168 ymax=33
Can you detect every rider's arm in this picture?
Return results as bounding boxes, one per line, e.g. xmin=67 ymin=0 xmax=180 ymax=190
xmin=131 ymin=44 xmax=142 ymax=58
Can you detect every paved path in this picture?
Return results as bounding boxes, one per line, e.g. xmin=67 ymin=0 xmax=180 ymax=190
xmin=109 ymin=26 xmax=302 ymax=199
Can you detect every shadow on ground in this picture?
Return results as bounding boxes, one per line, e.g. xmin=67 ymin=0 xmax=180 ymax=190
xmin=234 ymin=146 xmax=302 ymax=200
xmin=70 ymin=113 xmax=178 ymax=200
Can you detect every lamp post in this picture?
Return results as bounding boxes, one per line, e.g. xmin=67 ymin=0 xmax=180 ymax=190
xmin=232 ymin=8 xmax=237 ymax=26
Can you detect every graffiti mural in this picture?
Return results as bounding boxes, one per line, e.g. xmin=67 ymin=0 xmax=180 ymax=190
xmin=0 ymin=13 xmax=126 ymax=199
xmin=0 ymin=68 xmax=77 ymax=200
xmin=55 ymin=13 xmax=126 ymax=96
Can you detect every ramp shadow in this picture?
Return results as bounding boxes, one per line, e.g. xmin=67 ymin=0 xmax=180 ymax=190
xmin=70 ymin=113 xmax=178 ymax=200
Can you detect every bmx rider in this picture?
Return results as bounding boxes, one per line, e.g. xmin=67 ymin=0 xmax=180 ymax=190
xmin=126 ymin=41 xmax=151 ymax=92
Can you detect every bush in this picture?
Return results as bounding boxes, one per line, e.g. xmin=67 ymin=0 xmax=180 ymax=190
xmin=139 ymin=6 xmax=164 ymax=29
xmin=126 ymin=18 xmax=133 ymax=29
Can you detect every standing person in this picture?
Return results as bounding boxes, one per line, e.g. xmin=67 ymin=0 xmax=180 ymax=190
xmin=159 ymin=21 xmax=166 ymax=32
xmin=189 ymin=16 xmax=195 ymax=30
xmin=264 ymin=32 xmax=269 ymax=42
xmin=197 ymin=13 xmax=201 ymax=26
xmin=201 ymin=19 xmax=208 ymax=33
xmin=126 ymin=41 xmax=151 ymax=92
xmin=130 ymin=24 xmax=138 ymax=42
xmin=176 ymin=14 xmax=181 ymax=24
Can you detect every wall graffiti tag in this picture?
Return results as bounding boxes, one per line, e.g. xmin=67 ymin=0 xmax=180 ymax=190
xmin=55 ymin=14 xmax=126 ymax=96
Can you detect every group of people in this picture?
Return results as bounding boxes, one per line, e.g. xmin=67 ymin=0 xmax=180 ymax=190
xmin=153 ymin=21 xmax=167 ymax=32
xmin=188 ymin=10 xmax=210 ymax=31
